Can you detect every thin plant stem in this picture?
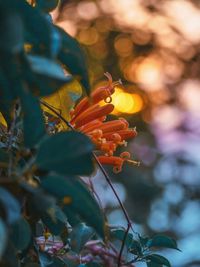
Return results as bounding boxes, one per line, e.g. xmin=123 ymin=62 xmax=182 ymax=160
xmin=40 ymin=100 xmax=136 ymax=266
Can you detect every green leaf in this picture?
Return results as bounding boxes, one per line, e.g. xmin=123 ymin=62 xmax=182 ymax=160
xmin=147 ymin=235 xmax=180 ymax=251
xmin=111 ymin=229 xmax=133 ymax=248
xmin=36 ymin=131 xmax=94 ymax=175
xmin=10 ymin=218 xmax=31 ymax=251
xmin=0 ymin=9 xmax=24 ymax=53
xmin=26 ymin=54 xmax=72 ymax=97
xmin=147 ymin=262 xmax=162 ymax=267
xmin=0 ymin=148 xmax=9 ymax=163
xmin=16 ymin=0 xmax=52 ymax=55
xmin=129 ymin=240 xmax=143 ymax=255
xmin=36 ymin=0 xmax=59 ymax=12
xmin=40 ymin=175 xmax=105 ymax=238
xmin=38 ymin=251 xmax=53 ymax=267
xmin=0 ymin=187 xmax=20 ymax=224
xmin=0 ymin=68 xmax=16 ymax=125
xmin=146 ymin=254 xmax=171 ymax=267
xmin=62 ymin=206 xmax=81 ymax=227
xmin=139 ymin=235 xmax=150 ymax=247
xmin=42 ymin=205 xmax=68 ymax=235
xmin=86 ymin=264 xmax=102 ymax=267
xmin=0 ymin=218 xmax=7 ymax=259
xmin=69 ymin=223 xmax=95 ymax=253
xmin=20 ymin=90 xmax=46 ymax=148
xmin=57 ymin=27 xmax=90 ymax=94
xmin=31 ymin=191 xmax=56 ymax=215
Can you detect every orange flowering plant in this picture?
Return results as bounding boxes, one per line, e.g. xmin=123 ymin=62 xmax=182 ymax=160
xmin=0 ymin=1 xmax=179 ymax=267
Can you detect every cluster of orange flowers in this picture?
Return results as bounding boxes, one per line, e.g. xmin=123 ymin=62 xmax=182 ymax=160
xmin=70 ymin=73 xmax=139 ymax=173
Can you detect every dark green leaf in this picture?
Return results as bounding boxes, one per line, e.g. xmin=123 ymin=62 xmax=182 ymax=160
xmin=111 ymin=229 xmax=133 ymax=248
xmin=139 ymin=236 xmax=150 ymax=247
xmin=0 ymin=10 xmax=24 ymax=53
xmin=0 ymin=187 xmax=20 ymax=224
xmin=16 ymin=0 xmax=52 ymax=55
xmin=69 ymin=223 xmax=95 ymax=253
xmin=26 ymin=54 xmax=72 ymax=96
xmin=146 ymin=254 xmax=171 ymax=267
xmin=2 ymin=240 xmax=20 ymax=267
xmin=86 ymin=263 xmax=102 ymax=267
xmin=57 ymin=27 xmax=90 ymax=94
xmin=129 ymin=240 xmax=143 ymax=255
xmin=10 ymin=218 xmax=31 ymax=251
xmin=31 ymin=191 xmax=56 ymax=214
xmin=24 ymin=264 xmax=41 ymax=267
xmin=63 ymin=206 xmax=81 ymax=227
xmin=0 ymin=68 xmax=16 ymax=124
xmin=49 ymin=257 xmax=65 ymax=267
xmin=0 ymin=218 xmax=7 ymax=259
xmin=38 ymin=251 xmax=53 ymax=267
xmin=36 ymin=131 xmax=94 ymax=175
xmin=147 ymin=262 xmax=162 ymax=267
xmin=42 ymin=205 xmax=68 ymax=235
xmin=147 ymin=235 xmax=180 ymax=251
xmin=0 ymin=148 xmax=9 ymax=163
xmin=36 ymin=0 xmax=59 ymax=12
xmin=20 ymin=90 xmax=46 ymax=148
xmin=40 ymin=175 xmax=105 ymax=237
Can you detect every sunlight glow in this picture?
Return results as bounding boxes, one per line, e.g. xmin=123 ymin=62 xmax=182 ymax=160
xmin=111 ymin=87 xmax=143 ymax=114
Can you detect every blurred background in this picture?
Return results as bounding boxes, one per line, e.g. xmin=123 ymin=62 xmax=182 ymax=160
xmin=53 ymin=1 xmax=200 ymax=266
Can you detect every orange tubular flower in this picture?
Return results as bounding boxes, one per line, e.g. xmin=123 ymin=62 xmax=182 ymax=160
xmin=69 ymin=73 xmax=139 ymax=172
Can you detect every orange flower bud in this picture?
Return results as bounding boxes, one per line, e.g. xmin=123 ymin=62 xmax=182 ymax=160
xmin=103 ymin=128 xmax=137 ymax=141
xmin=73 ymin=104 xmax=114 ymax=128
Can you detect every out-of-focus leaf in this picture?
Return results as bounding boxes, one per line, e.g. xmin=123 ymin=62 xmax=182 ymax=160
xmin=10 ymin=218 xmax=31 ymax=251
xmin=0 ymin=187 xmax=20 ymax=224
xmin=129 ymin=240 xmax=142 ymax=255
xmin=0 ymin=148 xmax=8 ymax=163
xmin=147 ymin=235 xmax=180 ymax=251
xmin=42 ymin=205 xmax=68 ymax=235
xmin=111 ymin=229 xmax=133 ymax=248
xmin=30 ymin=191 xmax=56 ymax=214
xmin=40 ymin=175 xmax=105 ymax=238
xmin=0 ymin=9 xmax=24 ymax=53
xmin=42 ymin=79 xmax=82 ymax=129
xmin=57 ymin=27 xmax=90 ymax=94
xmin=146 ymin=262 xmax=162 ymax=267
xmin=14 ymin=0 xmax=52 ymax=55
xmin=20 ymin=90 xmax=46 ymax=148
xmin=38 ymin=251 xmax=53 ymax=267
xmin=36 ymin=131 xmax=94 ymax=175
xmin=35 ymin=0 xmax=59 ymax=12
xmin=86 ymin=264 xmax=102 ymax=267
xmin=26 ymin=54 xmax=72 ymax=97
xmin=2 ymin=241 xmax=19 ymax=267
xmin=0 ymin=218 xmax=7 ymax=259
xmin=62 ymin=206 xmax=81 ymax=227
xmin=146 ymin=254 xmax=171 ymax=267
xmin=0 ymin=68 xmax=16 ymax=125
xmin=69 ymin=223 xmax=95 ymax=253
xmin=24 ymin=264 xmax=41 ymax=267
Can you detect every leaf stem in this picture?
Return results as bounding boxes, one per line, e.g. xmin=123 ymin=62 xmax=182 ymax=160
xmin=39 ymin=100 xmax=136 ymax=266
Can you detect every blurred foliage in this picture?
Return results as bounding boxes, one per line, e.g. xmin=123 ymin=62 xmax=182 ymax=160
xmin=0 ymin=1 xmax=180 ymax=267
xmin=55 ymin=1 xmax=200 ymax=266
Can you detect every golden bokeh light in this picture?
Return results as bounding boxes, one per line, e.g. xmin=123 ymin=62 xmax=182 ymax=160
xmin=114 ymin=35 xmax=133 ymax=57
xmin=111 ymin=87 xmax=143 ymax=114
xmin=78 ymin=27 xmax=99 ymax=45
